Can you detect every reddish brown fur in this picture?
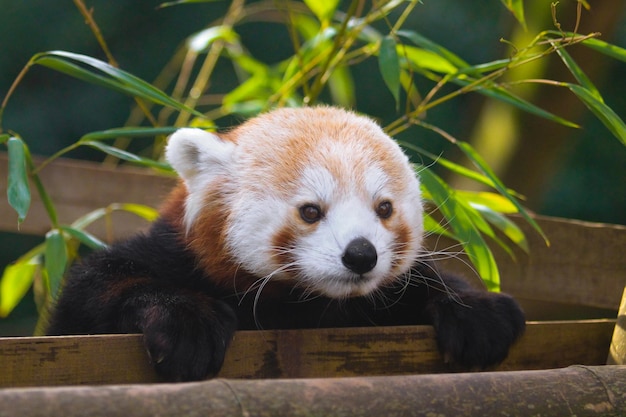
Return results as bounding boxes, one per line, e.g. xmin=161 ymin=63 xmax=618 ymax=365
xmin=234 ymin=108 xmax=410 ymax=200
xmin=160 ymin=182 xmax=255 ymax=292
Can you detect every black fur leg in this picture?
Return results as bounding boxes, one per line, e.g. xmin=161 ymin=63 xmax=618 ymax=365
xmin=46 ymin=222 xmax=240 ymax=382
xmin=427 ymin=289 xmax=525 ymax=369
xmin=134 ymin=294 xmax=237 ymax=381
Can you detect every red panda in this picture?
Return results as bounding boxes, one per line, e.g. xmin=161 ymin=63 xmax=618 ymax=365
xmin=47 ymin=106 xmax=525 ymax=382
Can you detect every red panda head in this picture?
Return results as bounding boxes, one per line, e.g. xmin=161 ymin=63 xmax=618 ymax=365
xmin=165 ymin=107 xmax=423 ymax=298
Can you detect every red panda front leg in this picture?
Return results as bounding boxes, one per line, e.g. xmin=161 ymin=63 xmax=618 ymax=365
xmin=48 ymin=268 xmax=237 ymax=381
xmin=422 ymin=272 xmax=526 ymax=369
xmin=128 ymin=291 xmax=237 ymax=381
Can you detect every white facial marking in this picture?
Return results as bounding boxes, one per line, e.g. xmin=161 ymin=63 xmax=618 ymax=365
xmin=297 ymin=166 xmax=338 ymax=204
xmin=364 ymin=165 xmax=388 ymax=200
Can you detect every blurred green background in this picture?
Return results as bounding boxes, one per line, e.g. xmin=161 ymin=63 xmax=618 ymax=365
xmin=1 ymin=0 xmax=625 ymax=335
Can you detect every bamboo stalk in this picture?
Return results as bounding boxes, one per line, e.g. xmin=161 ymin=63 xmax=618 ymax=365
xmin=607 ymin=287 xmax=626 ymax=365
xmin=0 ymin=365 xmax=624 ymax=417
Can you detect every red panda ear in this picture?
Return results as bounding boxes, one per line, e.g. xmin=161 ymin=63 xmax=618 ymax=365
xmin=166 ymin=128 xmax=235 ymax=188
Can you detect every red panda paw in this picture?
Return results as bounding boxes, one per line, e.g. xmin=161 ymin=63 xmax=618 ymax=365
xmin=429 ymin=291 xmax=526 ymax=369
xmin=138 ymin=297 xmax=238 ymax=382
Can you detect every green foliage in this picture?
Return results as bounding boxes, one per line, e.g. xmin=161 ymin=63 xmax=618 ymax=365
xmin=6 ymin=137 xmax=31 ymax=224
xmin=0 ymin=0 xmax=625 ymax=320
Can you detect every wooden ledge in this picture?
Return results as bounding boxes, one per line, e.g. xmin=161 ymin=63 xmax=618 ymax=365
xmin=0 ymin=320 xmax=616 ymax=388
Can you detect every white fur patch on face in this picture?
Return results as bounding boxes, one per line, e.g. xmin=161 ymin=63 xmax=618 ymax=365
xmin=226 ymin=193 xmax=293 ymax=278
xmin=289 ymin=166 xmax=421 ymax=298
xmin=296 ymin=166 xmax=338 ymax=205
xmin=295 ymin=197 xmax=394 ymax=297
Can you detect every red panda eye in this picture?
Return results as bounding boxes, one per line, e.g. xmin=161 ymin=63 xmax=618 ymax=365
xmin=299 ymin=204 xmax=323 ymax=224
xmin=376 ymin=201 xmax=393 ymax=219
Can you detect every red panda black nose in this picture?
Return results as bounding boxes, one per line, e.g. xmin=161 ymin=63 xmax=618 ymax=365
xmin=342 ymin=237 xmax=378 ymax=275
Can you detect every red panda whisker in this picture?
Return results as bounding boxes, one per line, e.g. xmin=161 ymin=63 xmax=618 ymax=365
xmin=406 ymin=266 xmax=465 ymax=306
xmin=241 ymin=262 xmax=300 ymax=301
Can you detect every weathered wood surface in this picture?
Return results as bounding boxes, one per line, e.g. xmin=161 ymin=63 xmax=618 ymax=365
xmin=0 ymin=365 xmax=624 ymax=417
xmin=0 ymin=320 xmax=616 ymax=388
xmin=432 ymin=215 xmax=626 ymax=311
xmin=0 ymin=153 xmax=176 ymax=239
xmin=1 ymin=153 xmax=624 ymax=311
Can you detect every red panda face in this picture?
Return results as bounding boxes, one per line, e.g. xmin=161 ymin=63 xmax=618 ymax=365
xmin=166 ymin=107 xmax=423 ymax=298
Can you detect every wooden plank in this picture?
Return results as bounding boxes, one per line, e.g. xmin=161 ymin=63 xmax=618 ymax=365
xmin=0 ymin=320 xmax=615 ymax=388
xmin=0 ymin=153 xmax=176 ymax=240
xmin=220 ymin=325 xmax=442 ymax=379
xmin=429 ymin=216 xmax=626 ymax=311
xmin=500 ymin=319 xmax=616 ymax=371
xmin=0 ymin=334 xmax=158 ymax=387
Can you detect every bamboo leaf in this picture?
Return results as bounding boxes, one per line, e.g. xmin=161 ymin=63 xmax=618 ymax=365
xmin=0 ymin=134 xmax=10 ymax=144
xmin=6 ymin=137 xmax=31 ymax=223
xmin=45 ymin=229 xmax=68 ymax=298
xmin=397 ymin=30 xmax=471 ymax=70
xmin=455 ymin=79 xmax=579 ymax=128
xmin=399 ymin=70 xmax=422 ymax=109
xmin=379 ymin=36 xmax=401 ymax=107
xmin=457 ymin=198 xmax=516 ymax=260
xmin=419 ymin=168 xmax=500 ymax=290
xmin=470 ymin=205 xmax=530 ymax=253
xmin=159 ymin=0 xmax=222 ymax=7
xmin=187 ymin=26 xmax=239 ymax=53
xmin=60 ymin=226 xmax=108 ymax=250
xmin=114 ymin=203 xmax=160 ymax=222
xmin=82 ymin=141 xmax=172 ymax=170
xmin=423 ymin=213 xmax=459 ymax=241
xmin=549 ymin=33 xmax=626 ymax=64
xmin=225 ymin=101 xmax=267 ymax=117
xmin=223 ymin=75 xmax=271 ymax=107
xmin=461 ymin=58 xmax=511 ymax=74
xmin=455 ymin=141 xmax=549 ymax=245
xmin=32 ymin=51 xmax=204 ymax=118
xmin=303 ymin=0 xmax=340 ymax=23
xmin=69 ymin=203 xmax=158 ymax=232
xmin=566 ymin=83 xmax=626 ymax=146
xmin=500 ymin=0 xmax=526 ymax=29
xmin=400 ymin=142 xmax=523 ymax=198
xmin=69 ymin=208 xmax=107 ymax=231
xmin=402 ymin=45 xmax=457 ymax=74
xmin=80 ymin=126 xmax=179 ymax=142
xmin=0 ymin=257 xmax=39 ymax=317
xmin=22 ymin=143 xmax=59 ymax=227
xmin=328 ymin=65 xmax=356 ymax=107
xmin=282 ymin=26 xmax=336 ymax=84
xmin=456 ymin=191 xmax=518 ymax=214
xmin=553 ymin=44 xmax=601 ymax=101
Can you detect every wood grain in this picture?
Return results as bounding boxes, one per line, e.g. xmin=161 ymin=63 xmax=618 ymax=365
xmin=0 ymin=320 xmax=616 ymax=388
